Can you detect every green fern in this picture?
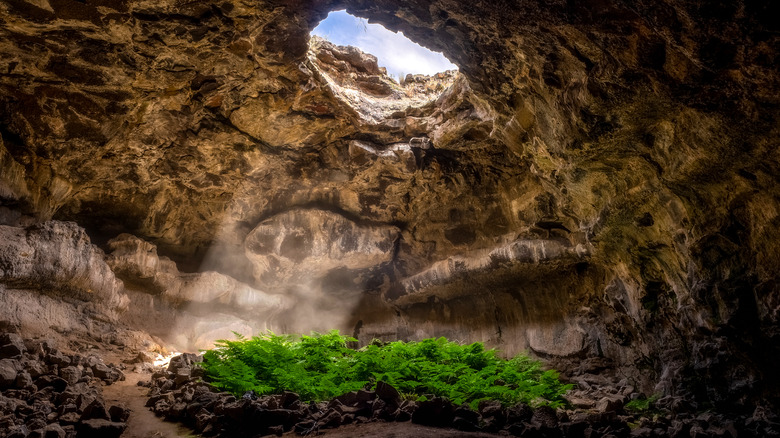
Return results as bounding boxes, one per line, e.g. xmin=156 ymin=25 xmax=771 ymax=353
xmin=199 ymin=331 xmax=572 ymax=408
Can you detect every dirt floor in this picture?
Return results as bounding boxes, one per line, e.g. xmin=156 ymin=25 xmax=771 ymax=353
xmin=281 ymin=423 xmax=501 ymax=437
xmin=101 ymin=360 xmax=196 ymax=438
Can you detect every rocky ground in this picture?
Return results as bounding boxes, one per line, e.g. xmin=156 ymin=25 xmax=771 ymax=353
xmin=0 ymin=333 xmax=128 ymax=438
xmin=3 ymin=330 xmax=780 ymax=437
xmin=143 ymin=356 xmax=780 ymax=438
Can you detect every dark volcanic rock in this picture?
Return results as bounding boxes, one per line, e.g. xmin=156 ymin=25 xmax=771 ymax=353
xmin=0 ymin=334 xmax=25 ymax=359
xmin=374 ymin=381 xmax=401 ymax=407
xmin=144 ymin=357 xmax=780 ymax=438
xmin=412 ymin=397 xmax=456 ymax=427
xmin=0 ymin=335 xmax=133 ymax=438
xmin=76 ymin=419 xmax=127 ymax=438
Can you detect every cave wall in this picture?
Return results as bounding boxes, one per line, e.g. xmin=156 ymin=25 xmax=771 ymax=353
xmin=1 ymin=0 xmax=779 ymax=410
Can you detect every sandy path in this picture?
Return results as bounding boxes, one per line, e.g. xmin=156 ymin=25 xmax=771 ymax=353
xmin=102 ymin=367 xmax=195 ymax=438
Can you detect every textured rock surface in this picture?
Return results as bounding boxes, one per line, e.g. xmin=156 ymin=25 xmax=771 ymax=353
xmin=106 ymin=233 xmax=291 ymax=350
xmin=0 ymin=222 xmax=128 ymax=314
xmin=0 ymin=333 xmax=129 ymax=438
xmin=244 ymin=208 xmax=399 ymax=288
xmin=0 ymin=0 xmax=778 ymax=416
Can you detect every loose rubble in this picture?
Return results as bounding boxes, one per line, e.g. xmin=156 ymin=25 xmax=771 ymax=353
xmin=0 ymin=333 xmax=128 ymax=438
xmin=145 ymin=354 xmax=780 ymax=437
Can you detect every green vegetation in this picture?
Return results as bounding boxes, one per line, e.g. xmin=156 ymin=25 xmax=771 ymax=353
xmin=200 ymin=330 xmax=572 ymax=410
xmin=625 ymin=394 xmax=660 ymax=413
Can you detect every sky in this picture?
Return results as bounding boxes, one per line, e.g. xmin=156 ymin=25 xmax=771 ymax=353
xmin=311 ymin=10 xmax=457 ymax=79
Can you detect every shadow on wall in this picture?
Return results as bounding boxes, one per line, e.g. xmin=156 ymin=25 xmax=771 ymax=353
xmin=344 ymin=260 xmax=608 ymax=358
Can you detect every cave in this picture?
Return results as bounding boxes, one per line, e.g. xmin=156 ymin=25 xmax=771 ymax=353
xmin=1 ymin=0 xmax=779 ymax=437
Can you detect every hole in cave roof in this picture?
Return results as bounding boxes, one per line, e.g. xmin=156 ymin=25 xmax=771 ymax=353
xmin=311 ymin=10 xmax=458 ymax=81
xmin=308 ymin=10 xmax=460 ymax=124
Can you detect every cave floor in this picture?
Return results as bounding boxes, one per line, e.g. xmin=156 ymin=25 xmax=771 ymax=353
xmin=102 ymin=366 xmax=196 ymax=438
xmin=279 ymin=422 xmax=500 ymax=437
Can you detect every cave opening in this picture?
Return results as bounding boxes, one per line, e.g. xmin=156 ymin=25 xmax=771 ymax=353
xmin=310 ymin=10 xmax=458 ymax=82
xmin=305 ymin=9 xmax=460 ymax=123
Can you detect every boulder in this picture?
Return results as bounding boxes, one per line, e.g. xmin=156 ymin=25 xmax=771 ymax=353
xmin=0 ymin=333 xmax=25 ymax=358
xmin=531 ymin=405 xmax=559 ymax=429
xmin=375 ymin=381 xmax=401 ymax=407
xmin=76 ymin=419 xmax=127 ymax=438
xmin=0 ymin=358 xmax=20 ymax=388
xmin=411 ymin=397 xmax=455 ymax=427
xmin=167 ymin=353 xmax=202 ymax=373
xmin=58 ymin=367 xmax=81 ymax=386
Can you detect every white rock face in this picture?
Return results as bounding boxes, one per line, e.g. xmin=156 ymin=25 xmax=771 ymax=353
xmin=107 ymin=233 xmax=179 ymax=293
xmin=244 ymin=208 xmax=400 ymax=288
xmin=0 ymin=221 xmax=128 ymax=314
xmin=107 ymin=233 xmax=291 ymax=312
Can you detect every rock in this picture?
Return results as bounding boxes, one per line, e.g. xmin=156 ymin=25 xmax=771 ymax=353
xmin=91 ymin=363 xmax=121 ymax=383
xmin=81 ymin=398 xmax=109 ymax=420
xmin=24 ymin=359 xmax=47 ymax=379
xmin=5 ymin=425 xmax=30 ymax=438
xmin=0 ymin=358 xmax=20 ymax=388
xmin=630 ymin=426 xmax=654 ymax=437
xmin=244 ymin=208 xmax=400 ymax=288
xmin=507 ymin=402 xmax=534 ymax=424
xmin=45 ymin=351 xmax=71 ymax=368
xmin=0 ymin=333 xmax=25 ymax=358
xmin=267 ymin=424 xmax=284 ymax=436
xmin=15 ymin=370 xmax=34 ymax=389
xmin=0 ymin=222 xmax=129 ymax=315
xmin=34 ymin=375 xmax=68 ymax=393
xmin=167 ymin=353 xmax=203 ymax=373
xmin=58 ymin=367 xmax=81 ymax=386
xmin=334 ymin=391 xmax=358 ymax=406
xmin=76 ymin=419 xmax=127 ymax=438
xmin=125 ymin=352 xmax=155 ymax=364
xmin=453 ymin=405 xmax=480 ymax=431
xmin=412 ymin=397 xmax=455 ymax=427
xmin=279 ymin=391 xmax=300 ymax=409
xmin=531 ymin=405 xmax=559 ymax=429
xmin=173 ymin=368 xmax=191 ymax=387
xmin=375 ymin=381 xmax=401 ymax=407
xmin=479 ymin=399 xmax=506 ymax=419
xmin=355 ymin=389 xmax=376 ymax=403
xmin=146 ymin=392 xmax=175 ymax=408
xmin=42 ymin=423 xmax=66 ymax=438
xmin=318 ymin=409 xmax=343 ymax=429
xmin=478 ymin=399 xmax=507 ymax=432
xmin=597 ymin=395 xmax=625 ymax=413
xmin=561 ymin=419 xmax=590 ymax=437
xmin=26 ymin=416 xmax=47 ymax=431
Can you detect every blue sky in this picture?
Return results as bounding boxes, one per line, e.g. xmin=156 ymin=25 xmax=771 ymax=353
xmin=311 ymin=10 xmax=457 ymax=79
